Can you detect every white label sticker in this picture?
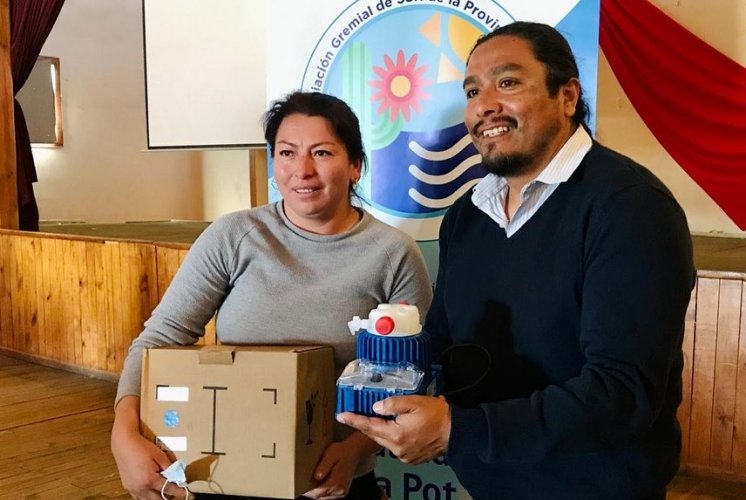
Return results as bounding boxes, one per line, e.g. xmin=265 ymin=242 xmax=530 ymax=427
xmin=157 ymin=436 xmax=188 ymax=452
xmin=156 ymin=386 xmax=189 ymax=402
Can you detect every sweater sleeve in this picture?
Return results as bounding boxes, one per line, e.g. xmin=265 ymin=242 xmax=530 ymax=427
xmin=447 ymin=184 xmax=695 ymax=463
xmin=114 ymin=215 xmax=247 ymax=404
xmin=384 ymin=234 xmax=434 ymax=321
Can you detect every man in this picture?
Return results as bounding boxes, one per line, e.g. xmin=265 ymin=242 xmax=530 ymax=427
xmin=338 ymin=22 xmax=695 ymax=500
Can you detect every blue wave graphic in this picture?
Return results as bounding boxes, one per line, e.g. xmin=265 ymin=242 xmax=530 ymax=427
xmin=370 ymin=123 xmax=485 ymax=215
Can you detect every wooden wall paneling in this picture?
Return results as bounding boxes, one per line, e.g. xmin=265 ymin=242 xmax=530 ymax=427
xmin=80 ymin=241 xmax=98 ymax=369
xmin=117 ymin=241 xmax=137 ymax=372
xmin=92 ymin=242 xmax=110 ymax=372
xmin=78 ymin=240 xmax=93 ymax=368
xmin=44 ymin=237 xmax=61 ymax=361
xmin=26 ymin=238 xmax=38 ymax=354
xmin=43 ymin=239 xmax=65 ymax=358
xmin=8 ymin=235 xmax=19 ymax=350
xmin=24 ymin=238 xmax=39 ymax=355
xmin=103 ymin=241 xmax=122 ymax=373
xmin=135 ymin=243 xmax=158 ymax=349
xmin=12 ymin=237 xmax=26 ymax=353
xmin=118 ymin=242 xmax=136 ymax=372
xmin=54 ymin=238 xmax=67 ymax=363
xmin=9 ymin=234 xmax=18 ymax=350
xmin=26 ymin=236 xmax=44 ymax=356
xmin=6 ymin=234 xmax=17 ymax=349
xmin=0 ymin=234 xmax=10 ymax=344
xmin=733 ymin=279 xmax=746 ymax=475
xmin=58 ymin=239 xmax=72 ymax=364
xmin=87 ymin=241 xmax=108 ymax=371
xmin=50 ymin=238 xmax=67 ymax=362
xmin=71 ymin=240 xmax=86 ymax=365
xmin=689 ymin=277 xmax=720 ymax=466
xmin=0 ymin=234 xmax=12 ymax=348
xmin=61 ymin=238 xmax=79 ymax=365
xmin=155 ymin=246 xmax=171 ymax=301
xmin=155 ymin=246 xmax=185 ymax=301
xmin=59 ymin=238 xmax=74 ymax=363
xmin=38 ymin=237 xmax=53 ymax=360
xmin=47 ymin=237 xmax=61 ymax=361
xmin=116 ymin=242 xmax=135 ymax=374
xmin=29 ymin=236 xmax=42 ymax=357
xmin=20 ymin=236 xmax=35 ymax=354
xmin=679 ymin=282 xmax=698 ymax=463
xmin=119 ymin=242 xmax=136 ymax=372
xmin=110 ymin=243 xmax=158 ymax=374
xmin=710 ymin=278 xmax=743 ymax=469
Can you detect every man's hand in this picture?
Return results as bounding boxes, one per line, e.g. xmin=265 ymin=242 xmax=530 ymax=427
xmin=337 ymin=395 xmax=451 ymax=464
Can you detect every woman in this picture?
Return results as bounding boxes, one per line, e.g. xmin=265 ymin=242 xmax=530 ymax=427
xmin=111 ymin=91 xmax=433 ymax=500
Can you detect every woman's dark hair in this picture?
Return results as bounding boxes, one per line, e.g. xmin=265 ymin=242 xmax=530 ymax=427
xmin=469 ymin=21 xmax=590 ymax=129
xmin=263 ymin=91 xmax=368 ymax=196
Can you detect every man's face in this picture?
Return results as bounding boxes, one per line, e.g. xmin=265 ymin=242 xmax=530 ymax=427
xmin=463 ymin=35 xmax=579 ymax=178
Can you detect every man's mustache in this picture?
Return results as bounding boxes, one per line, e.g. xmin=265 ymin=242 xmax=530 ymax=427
xmin=471 ymin=116 xmax=519 ymax=136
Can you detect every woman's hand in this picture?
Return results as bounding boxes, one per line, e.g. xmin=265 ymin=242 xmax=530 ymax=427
xmin=111 ymin=396 xmax=189 ymax=500
xmin=303 ymin=431 xmax=380 ymax=499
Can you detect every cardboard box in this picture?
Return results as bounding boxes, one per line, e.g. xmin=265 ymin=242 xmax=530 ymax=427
xmin=140 ymin=345 xmax=335 ymax=499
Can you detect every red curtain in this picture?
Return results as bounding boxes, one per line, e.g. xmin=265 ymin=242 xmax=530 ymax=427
xmin=600 ymin=0 xmax=746 ymax=230
xmin=10 ymin=0 xmax=65 ymax=231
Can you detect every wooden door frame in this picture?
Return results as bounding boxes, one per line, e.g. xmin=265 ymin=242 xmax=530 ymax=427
xmin=0 ymin=0 xmax=18 ymax=230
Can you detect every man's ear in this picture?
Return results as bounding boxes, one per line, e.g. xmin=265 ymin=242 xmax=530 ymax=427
xmin=561 ymin=78 xmax=581 ymax=119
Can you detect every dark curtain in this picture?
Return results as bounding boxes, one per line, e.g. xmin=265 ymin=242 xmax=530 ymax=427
xmin=601 ymin=0 xmax=746 ymax=230
xmin=10 ymin=0 xmax=66 ymax=231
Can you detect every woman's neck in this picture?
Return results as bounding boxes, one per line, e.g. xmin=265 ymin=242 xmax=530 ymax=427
xmin=284 ymin=203 xmax=361 ymax=235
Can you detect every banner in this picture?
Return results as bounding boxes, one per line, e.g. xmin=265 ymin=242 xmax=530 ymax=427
xmin=267 ymin=1 xmax=600 ymax=497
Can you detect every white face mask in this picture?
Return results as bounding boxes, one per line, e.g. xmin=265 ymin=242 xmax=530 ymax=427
xmin=160 ymin=459 xmax=190 ymax=499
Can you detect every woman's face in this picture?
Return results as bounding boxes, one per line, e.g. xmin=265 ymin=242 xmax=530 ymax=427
xmin=273 ymin=113 xmax=362 ymax=234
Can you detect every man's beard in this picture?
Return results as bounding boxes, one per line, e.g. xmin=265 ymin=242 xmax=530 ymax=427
xmin=480 ymin=153 xmax=533 ymax=177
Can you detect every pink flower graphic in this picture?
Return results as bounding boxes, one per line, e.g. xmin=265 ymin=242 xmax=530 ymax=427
xmin=370 ymin=50 xmax=432 ymax=122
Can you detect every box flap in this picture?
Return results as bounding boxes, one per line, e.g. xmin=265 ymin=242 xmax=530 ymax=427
xmin=289 ymin=345 xmax=330 ymax=354
xmin=198 ymin=347 xmax=235 ymax=365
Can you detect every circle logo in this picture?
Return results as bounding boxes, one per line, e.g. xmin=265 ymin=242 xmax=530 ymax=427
xmin=302 ymin=2 xmax=514 ymax=240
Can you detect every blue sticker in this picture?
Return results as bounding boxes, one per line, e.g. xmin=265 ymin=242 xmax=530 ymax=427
xmin=163 ymin=410 xmax=180 ymax=428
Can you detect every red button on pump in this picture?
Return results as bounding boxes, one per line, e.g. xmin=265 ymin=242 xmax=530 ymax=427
xmin=375 ymin=316 xmax=395 ymax=335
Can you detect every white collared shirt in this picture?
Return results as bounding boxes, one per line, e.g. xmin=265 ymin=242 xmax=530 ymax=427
xmin=471 ymin=126 xmax=593 ymax=237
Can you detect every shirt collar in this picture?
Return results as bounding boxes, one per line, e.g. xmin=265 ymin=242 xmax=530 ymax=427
xmin=534 ymin=126 xmax=592 ymax=185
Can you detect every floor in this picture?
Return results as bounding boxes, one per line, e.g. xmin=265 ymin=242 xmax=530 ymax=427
xmin=0 ymin=354 xmax=128 ymax=499
xmin=2 ymin=353 xmax=746 ymax=499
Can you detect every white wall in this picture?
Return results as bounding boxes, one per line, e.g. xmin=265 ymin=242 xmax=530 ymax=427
xmin=32 ymin=0 xmax=208 ymax=223
xmin=199 ymin=150 xmax=251 ymax=221
xmin=596 ymin=0 xmax=746 ymax=236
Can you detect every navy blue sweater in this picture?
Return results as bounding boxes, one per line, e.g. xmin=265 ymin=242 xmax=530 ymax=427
xmin=425 ymin=143 xmax=695 ymax=500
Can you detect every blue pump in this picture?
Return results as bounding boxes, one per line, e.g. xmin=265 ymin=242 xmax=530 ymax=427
xmin=336 ymin=304 xmax=433 ymax=416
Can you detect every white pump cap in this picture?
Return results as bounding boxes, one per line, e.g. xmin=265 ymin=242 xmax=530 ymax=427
xmin=347 ymin=303 xmax=422 ymax=337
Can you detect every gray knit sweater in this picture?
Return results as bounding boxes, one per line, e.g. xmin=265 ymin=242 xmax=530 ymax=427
xmin=117 ymin=201 xmax=433 ymax=403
